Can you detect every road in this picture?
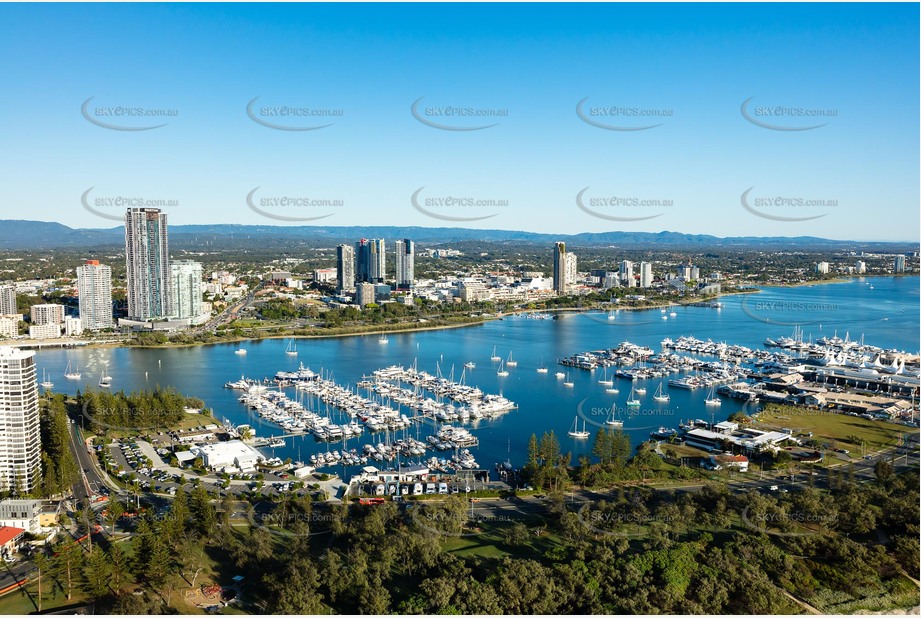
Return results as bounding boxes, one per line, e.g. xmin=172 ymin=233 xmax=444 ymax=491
xmin=0 ymin=559 xmax=34 ymax=600
xmin=65 ymin=420 xmax=98 ymax=503
xmin=194 ymin=286 xmax=260 ymax=334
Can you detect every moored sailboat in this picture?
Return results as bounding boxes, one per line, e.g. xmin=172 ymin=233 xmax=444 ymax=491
xmin=626 ymin=384 xmax=641 ymax=407
xmin=568 ymin=416 xmax=590 ymax=438
xmin=64 ymin=360 xmax=81 ymax=380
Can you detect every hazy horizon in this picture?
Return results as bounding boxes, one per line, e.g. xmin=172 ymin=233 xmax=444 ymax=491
xmin=3 ymin=216 xmax=919 ymax=246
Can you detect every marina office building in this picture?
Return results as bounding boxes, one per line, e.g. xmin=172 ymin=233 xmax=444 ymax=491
xmin=683 ymin=421 xmax=796 ymax=454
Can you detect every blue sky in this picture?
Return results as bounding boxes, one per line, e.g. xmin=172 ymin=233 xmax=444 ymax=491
xmin=0 ymin=3 xmax=917 ymax=241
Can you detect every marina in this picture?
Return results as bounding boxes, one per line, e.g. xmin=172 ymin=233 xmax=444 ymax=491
xmin=222 ymin=360 xmax=519 ymax=472
xmin=30 ymin=277 xmax=920 ymax=480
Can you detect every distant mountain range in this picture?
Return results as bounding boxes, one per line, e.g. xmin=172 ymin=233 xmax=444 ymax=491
xmin=0 ymin=220 xmax=915 ymax=251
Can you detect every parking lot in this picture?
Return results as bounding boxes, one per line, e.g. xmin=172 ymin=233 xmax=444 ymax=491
xmin=104 ymin=439 xmax=331 ymax=499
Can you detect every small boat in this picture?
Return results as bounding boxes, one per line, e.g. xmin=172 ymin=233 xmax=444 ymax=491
xmin=40 ymin=369 xmax=53 ymax=390
xmin=669 ymin=311 xmax=677 ymax=317
xmin=562 ymin=372 xmax=574 ymax=387
xmin=607 ymin=310 xmax=616 ymax=321
xmin=235 ymin=348 xmax=247 ymax=355
xmin=597 ymin=367 xmax=613 ymax=386
xmin=64 ymin=361 xmax=81 ymax=380
xmin=626 ymin=384 xmax=641 ymax=407
xmin=464 ymin=362 xmax=476 ymax=369
xmin=635 ymin=386 xmax=647 ymax=395
xmin=653 ymin=382 xmax=670 ymax=403
xmin=98 ymin=369 xmax=112 ymax=388
xmin=705 ymin=385 xmax=721 ymax=406
xmin=285 ymin=340 xmax=298 ymax=356
xmin=496 ymin=360 xmax=509 ymax=377
xmin=605 ymin=387 xmax=619 ymax=394
xmin=662 ymin=315 xmax=668 ymax=320
xmin=651 ymin=427 xmax=678 ymax=440
xmin=505 ymin=351 xmax=518 ymax=367
xmin=490 ymin=346 xmax=501 ymax=362
xmin=555 ymin=371 xmax=566 ymax=379
xmin=605 ymin=407 xmax=623 ymax=427
xmin=568 ymin=417 xmax=590 ymax=438
xmin=537 ymin=357 xmax=549 ymax=373
xmin=378 ymin=335 xmax=389 ymax=344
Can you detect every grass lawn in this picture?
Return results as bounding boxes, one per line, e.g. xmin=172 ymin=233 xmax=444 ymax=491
xmin=175 ymin=412 xmax=219 ymax=431
xmin=0 ymin=585 xmax=93 ymax=615
xmin=93 ymin=412 xmax=217 ymax=442
xmin=660 ymin=442 xmax=711 ymax=459
xmin=753 ymin=406 xmax=916 ymax=451
xmin=441 ymin=517 xmax=565 ymax=560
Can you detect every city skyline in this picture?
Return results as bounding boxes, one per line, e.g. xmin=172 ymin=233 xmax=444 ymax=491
xmin=0 ymin=3 xmax=917 ymax=241
xmin=0 ymin=5 xmax=917 ymax=614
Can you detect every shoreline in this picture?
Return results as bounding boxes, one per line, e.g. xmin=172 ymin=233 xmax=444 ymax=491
xmin=89 ymin=289 xmax=762 ymax=350
xmin=11 ymin=288 xmax=763 ymax=352
xmin=137 ymin=317 xmax=493 ymax=348
xmin=17 ymin=275 xmax=908 ymax=353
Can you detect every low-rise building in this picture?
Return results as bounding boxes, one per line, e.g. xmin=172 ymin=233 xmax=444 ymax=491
xmin=175 ymin=430 xmax=216 ymax=444
xmin=704 ymin=453 xmax=750 ymax=472
xmin=0 ymin=499 xmax=41 ymax=534
xmin=313 ymin=268 xmax=336 ymax=283
xmin=174 ymin=451 xmax=198 ymax=467
xmin=0 ymin=315 xmax=21 ymax=339
xmin=38 ymin=503 xmax=62 ymax=529
xmin=29 ymin=322 xmax=61 ymax=339
xmin=684 ymin=427 xmax=795 ymax=454
xmin=63 ymin=316 xmax=83 ymax=337
xmin=0 ymin=526 xmax=25 ymax=559
xmin=192 ymin=440 xmax=262 ymax=472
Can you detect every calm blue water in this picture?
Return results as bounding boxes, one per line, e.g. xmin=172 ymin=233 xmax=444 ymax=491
xmin=31 ymin=276 xmax=919 ymax=476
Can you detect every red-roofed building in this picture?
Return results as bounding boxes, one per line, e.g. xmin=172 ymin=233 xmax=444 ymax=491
xmin=704 ymin=453 xmax=750 ymax=472
xmin=0 ymin=526 xmax=25 ymax=558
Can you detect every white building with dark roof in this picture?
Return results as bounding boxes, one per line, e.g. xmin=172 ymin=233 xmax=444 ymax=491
xmin=192 ymin=440 xmax=262 ymax=472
